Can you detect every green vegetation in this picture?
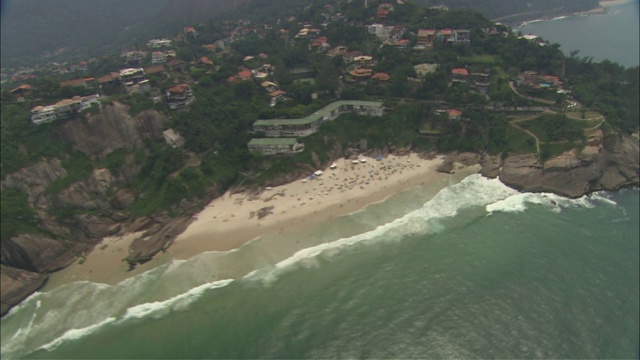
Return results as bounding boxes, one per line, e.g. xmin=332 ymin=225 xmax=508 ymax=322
xmin=1 ymin=0 xmax=637 ymax=230
xmin=506 ymin=125 xmax=537 ymax=154
xmin=0 ymin=188 xmax=40 ymax=241
xmin=47 ymin=152 xmax=95 ymax=195
xmin=519 ymin=114 xmax=585 ymax=143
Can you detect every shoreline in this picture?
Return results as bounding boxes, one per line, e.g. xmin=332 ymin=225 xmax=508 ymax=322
xmin=43 ymin=153 xmax=469 ymax=289
xmin=510 ymin=0 xmax=632 ymax=27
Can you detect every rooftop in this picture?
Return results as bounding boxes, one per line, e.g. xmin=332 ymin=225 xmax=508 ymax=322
xmin=254 ymin=100 xmax=383 ymax=127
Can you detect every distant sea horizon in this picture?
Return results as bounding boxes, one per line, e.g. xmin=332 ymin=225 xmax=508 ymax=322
xmin=0 ymin=2 xmax=638 ymax=358
xmin=517 ymin=0 xmax=640 ymax=68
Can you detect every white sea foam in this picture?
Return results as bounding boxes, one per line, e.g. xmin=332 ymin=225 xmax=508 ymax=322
xmin=38 ymin=317 xmax=118 ymax=352
xmin=245 ymin=175 xmax=520 ymax=285
xmin=25 ymin=278 xmax=234 ymax=356
xmin=588 ymin=192 xmax=618 ymax=207
xmin=123 ymin=279 xmax=233 ymax=319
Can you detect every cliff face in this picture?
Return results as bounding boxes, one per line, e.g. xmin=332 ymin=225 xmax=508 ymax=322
xmin=0 ymin=265 xmax=48 ymax=317
xmin=0 ymin=103 xmax=171 ymax=315
xmin=51 ymin=103 xmax=165 ymax=160
xmin=497 ymin=132 xmax=639 ymax=197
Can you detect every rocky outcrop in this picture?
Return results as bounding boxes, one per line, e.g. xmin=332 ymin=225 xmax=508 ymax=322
xmin=0 ymin=265 xmax=48 ymax=317
xmin=0 ymin=234 xmax=80 ymax=273
xmin=52 ymin=168 xmax=115 ymax=211
xmin=493 ymin=133 xmax=639 ymax=197
xmin=51 ymin=103 xmax=166 ymax=160
xmin=1 ymin=159 xmax=67 ymax=208
xmin=126 ymin=215 xmax=194 ymax=267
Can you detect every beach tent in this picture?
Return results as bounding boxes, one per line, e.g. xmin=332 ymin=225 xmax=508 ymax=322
xmin=359 ymin=158 xmax=367 ymax=163
xmin=352 ymin=160 xmax=359 ymax=164
xmin=330 ymin=163 xmax=337 ymax=169
xmin=314 ymin=170 xmax=324 ymax=176
xmin=309 ymin=174 xmax=316 ymax=180
xmin=376 ymin=155 xmax=383 ymax=161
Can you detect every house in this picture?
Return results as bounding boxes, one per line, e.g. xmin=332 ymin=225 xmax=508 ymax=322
xmin=97 ymin=72 xmax=121 ymax=86
xmin=448 ymin=109 xmax=462 ymax=121
xmin=372 ymin=72 xmax=390 ymax=81
xmin=238 ymin=68 xmax=253 ymax=80
xmin=165 ymin=84 xmax=195 ymax=109
xmin=162 ymin=129 xmax=185 ymax=148
xmin=184 ymin=26 xmax=197 ymax=38
xmin=123 ymin=51 xmax=146 ymax=66
xmin=438 ymin=28 xmax=455 ymax=44
xmin=144 ymin=65 xmax=166 ymax=76
xmin=269 ymin=90 xmax=286 ymax=106
xmin=341 ymin=50 xmax=364 ymax=65
xmin=199 ymin=56 xmax=214 ymax=66
xmin=120 ymin=68 xmax=146 ymax=89
xmin=202 ymin=44 xmax=217 ymax=51
xmin=454 ymin=29 xmax=471 ymax=45
xmin=353 ymin=55 xmax=373 ymax=69
xmin=167 ymin=59 xmax=186 ymax=72
xmin=414 ymin=63 xmax=438 ymax=78
xmin=152 ymin=51 xmax=166 ymax=65
xmin=147 ymin=39 xmax=172 ymax=48
xmin=247 ymin=138 xmax=305 ymax=155
xmin=261 ymin=81 xmax=278 ymax=93
xmin=471 ymin=72 xmax=491 ymax=87
xmin=59 ymin=77 xmax=95 ymax=88
xmin=388 ymin=25 xmax=406 ymax=43
xmin=367 ymin=24 xmax=390 ymax=41
xmin=451 ymin=68 xmax=469 ymax=83
xmin=9 ymin=84 xmax=32 ymax=99
xmin=349 ymin=68 xmax=372 ymax=80
xmin=416 ymin=29 xmax=436 ymax=49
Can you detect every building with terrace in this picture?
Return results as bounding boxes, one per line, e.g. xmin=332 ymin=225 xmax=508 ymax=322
xmin=30 ymin=94 xmax=100 ymax=125
xmin=252 ymin=101 xmax=384 ymax=138
xmin=166 ymin=84 xmax=195 ymax=109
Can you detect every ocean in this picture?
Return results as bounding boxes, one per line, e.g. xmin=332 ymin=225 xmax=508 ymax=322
xmin=517 ymin=0 xmax=640 ymax=68
xmin=1 ymin=176 xmax=638 ymax=359
xmin=2 ymin=4 xmax=640 ymax=358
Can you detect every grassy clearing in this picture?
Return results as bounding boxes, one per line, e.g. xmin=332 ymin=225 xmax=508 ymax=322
xmin=506 ymin=125 xmax=537 ymax=154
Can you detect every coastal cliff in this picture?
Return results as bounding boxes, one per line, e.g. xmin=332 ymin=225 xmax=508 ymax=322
xmin=0 ymin=103 xmax=196 ymax=316
xmin=439 ymin=131 xmax=639 ymax=197
xmin=1 ymin=103 xmax=638 ymax=316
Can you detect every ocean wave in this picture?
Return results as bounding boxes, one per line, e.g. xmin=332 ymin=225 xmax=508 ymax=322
xmin=245 ymin=175 xmax=519 ymax=285
xmin=32 ymin=279 xmax=233 ymax=355
xmin=486 ymin=190 xmax=616 ymax=215
xmin=1 ymin=278 xmax=233 ymax=359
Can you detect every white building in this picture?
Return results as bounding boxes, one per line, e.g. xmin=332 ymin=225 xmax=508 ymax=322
xmin=151 ymin=51 xmax=166 ymax=65
xmin=162 ymin=129 xmax=185 ymax=148
xmin=30 ymin=94 xmax=101 ymax=125
xmin=147 ymin=39 xmax=173 ymax=48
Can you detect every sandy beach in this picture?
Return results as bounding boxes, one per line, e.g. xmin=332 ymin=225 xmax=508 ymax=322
xmin=44 ymin=153 xmax=471 ymax=288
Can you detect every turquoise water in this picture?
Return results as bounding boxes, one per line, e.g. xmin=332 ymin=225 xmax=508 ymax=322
xmin=1 ymin=175 xmax=638 ymax=359
xmin=517 ymin=0 xmax=640 ymax=68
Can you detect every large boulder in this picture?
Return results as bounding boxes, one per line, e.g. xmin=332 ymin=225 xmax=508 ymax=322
xmin=499 ymin=133 xmax=639 ymax=197
xmin=127 ymin=215 xmax=193 ymax=267
xmin=1 ymin=159 xmax=67 ymax=208
xmin=0 ymin=265 xmax=48 ymax=317
xmin=1 ymin=234 xmax=79 ymax=273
